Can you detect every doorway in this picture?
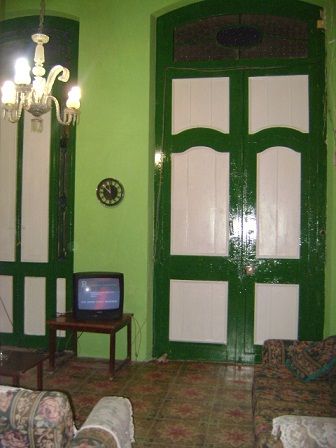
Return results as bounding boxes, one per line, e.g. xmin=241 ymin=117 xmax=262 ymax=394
xmin=0 ymin=16 xmax=78 ymax=349
xmin=153 ymin=0 xmax=326 ymax=362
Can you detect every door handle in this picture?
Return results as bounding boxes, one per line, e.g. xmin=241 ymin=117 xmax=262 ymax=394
xmin=245 ymin=265 xmax=255 ymax=276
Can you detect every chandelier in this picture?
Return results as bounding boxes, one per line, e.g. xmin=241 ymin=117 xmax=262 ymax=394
xmin=1 ymin=0 xmax=81 ymax=132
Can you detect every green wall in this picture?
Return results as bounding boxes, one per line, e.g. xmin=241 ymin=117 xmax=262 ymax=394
xmin=3 ymin=0 xmax=336 ymax=360
xmin=324 ymin=0 xmax=336 ymax=337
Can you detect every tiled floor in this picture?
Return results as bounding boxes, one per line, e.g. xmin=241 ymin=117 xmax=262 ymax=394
xmin=8 ymin=355 xmax=255 ymax=447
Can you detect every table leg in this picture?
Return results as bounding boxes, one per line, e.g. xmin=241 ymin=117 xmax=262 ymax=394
xmin=49 ymin=327 xmax=56 ymax=370
xmin=37 ymin=362 xmax=43 ymax=390
xmin=127 ymin=318 xmax=132 ymax=361
xmin=109 ymin=332 xmax=116 ymax=379
xmin=73 ymin=330 xmax=78 ymax=357
xmin=12 ymin=375 xmax=20 ymax=387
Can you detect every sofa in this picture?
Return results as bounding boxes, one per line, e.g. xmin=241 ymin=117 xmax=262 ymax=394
xmin=0 ymin=385 xmax=134 ymax=447
xmin=253 ymin=336 xmax=336 ymax=447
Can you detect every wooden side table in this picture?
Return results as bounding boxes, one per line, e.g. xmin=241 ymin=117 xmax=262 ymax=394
xmin=47 ymin=313 xmax=132 ymax=378
xmin=0 ymin=350 xmax=48 ymax=389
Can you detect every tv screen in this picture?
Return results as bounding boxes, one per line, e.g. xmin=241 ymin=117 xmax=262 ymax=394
xmin=73 ymin=272 xmax=124 ymax=321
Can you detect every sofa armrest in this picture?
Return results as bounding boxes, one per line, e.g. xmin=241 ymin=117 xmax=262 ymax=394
xmin=72 ymin=396 xmax=134 ymax=448
xmin=262 ymin=339 xmax=311 ymax=367
xmin=72 ymin=427 xmax=119 ymax=448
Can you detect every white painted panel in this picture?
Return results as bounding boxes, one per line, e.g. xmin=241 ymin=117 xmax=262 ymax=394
xmin=171 ymin=147 xmax=230 ymax=256
xmin=21 ymin=112 xmax=51 ymax=262
xmin=172 ymin=77 xmax=230 ymax=134
xmin=0 ymin=276 xmax=13 ymax=333
xmin=56 ymin=278 xmax=66 ymax=337
xmin=0 ymin=119 xmax=17 ymax=261
xmin=257 ymin=147 xmax=301 ymax=259
xmin=249 ymin=75 xmax=309 ymax=134
xmin=24 ymin=277 xmax=46 ymax=336
xmin=254 ymin=283 xmax=299 ymax=345
xmin=169 ymin=279 xmax=228 ymax=343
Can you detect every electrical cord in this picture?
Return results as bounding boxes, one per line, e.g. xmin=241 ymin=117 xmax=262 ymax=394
xmin=132 ymin=315 xmax=145 ymax=361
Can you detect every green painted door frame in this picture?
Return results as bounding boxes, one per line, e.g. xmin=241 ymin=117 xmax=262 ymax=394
xmin=153 ymin=0 xmax=326 ymax=363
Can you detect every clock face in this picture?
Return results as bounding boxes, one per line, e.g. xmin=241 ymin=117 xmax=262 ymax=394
xmin=96 ymin=178 xmax=124 ymax=206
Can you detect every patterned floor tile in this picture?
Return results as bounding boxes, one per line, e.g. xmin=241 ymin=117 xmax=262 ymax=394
xmin=147 ymin=418 xmax=207 ymax=446
xmin=130 ymin=396 xmax=162 ymax=418
xmin=123 ymin=380 xmax=169 ymax=398
xmin=209 ymin=407 xmax=253 ymax=426
xmin=6 ymin=356 xmax=255 ymax=447
xmin=177 ymin=370 xmax=219 ymax=387
xmin=158 ymin=399 xmax=212 ymax=420
xmin=133 ymin=417 xmax=157 ymax=439
xmin=166 ymin=383 xmax=216 ymax=402
xmin=205 ymin=424 xmax=254 ymax=447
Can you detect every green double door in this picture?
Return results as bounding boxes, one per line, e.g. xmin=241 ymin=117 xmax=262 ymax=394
xmin=153 ymin=0 xmax=326 ymax=363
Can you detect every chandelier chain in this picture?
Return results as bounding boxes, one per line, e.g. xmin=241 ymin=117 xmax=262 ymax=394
xmin=38 ymin=0 xmax=46 ymax=34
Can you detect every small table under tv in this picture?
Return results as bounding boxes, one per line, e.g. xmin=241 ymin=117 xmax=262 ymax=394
xmin=47 ymin=313 xmax=132 ymax=378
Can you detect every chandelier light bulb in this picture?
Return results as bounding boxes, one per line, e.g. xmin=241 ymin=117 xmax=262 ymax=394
xmin=1 ymin=81 xmax=16 ymax=105
xmin=14 ymin=58 xmax=31 ymax=85
xmin=66 ymin=86 xmax=81 ymax=109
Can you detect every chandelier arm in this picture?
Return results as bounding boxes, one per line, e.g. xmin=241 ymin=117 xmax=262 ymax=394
xmin=49 ymin=95 xmax=74 ymax=126
xmin=5 ymin=99 xmax=24 ymax=123
xmin=6 ymin=111 xmax=20 ymax=123
xmin=45 ymin=65 xmax=70 ymax=96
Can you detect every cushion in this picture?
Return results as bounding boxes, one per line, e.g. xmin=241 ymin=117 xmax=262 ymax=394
xmin=285 ymin=336 xmax=336 ymax=382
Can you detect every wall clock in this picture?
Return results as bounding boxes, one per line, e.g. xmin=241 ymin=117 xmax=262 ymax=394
xmin=96 ymin=178 xmax=124 ymax=206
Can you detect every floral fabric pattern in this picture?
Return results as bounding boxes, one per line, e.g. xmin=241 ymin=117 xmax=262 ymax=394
xmin=285 ymin=336 xmax=336 ymax=382
xmin=0 ymin=386 xmax=74 ymax=448
xmin=0 ymin=386 xmax=134 ymax=448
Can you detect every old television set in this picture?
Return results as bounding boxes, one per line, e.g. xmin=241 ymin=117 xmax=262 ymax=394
xmin=73 ymin=272 xmax=124 ymax=321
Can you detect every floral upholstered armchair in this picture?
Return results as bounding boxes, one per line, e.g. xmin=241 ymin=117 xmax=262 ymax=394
xmin=0 ymin=385 xmax=134 ymax=447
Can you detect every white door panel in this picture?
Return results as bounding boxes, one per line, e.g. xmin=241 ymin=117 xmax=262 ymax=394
xmin=172 ymin=77 xmax=230 ymax=134
xmin=24 ymin=277 xmax=46 ymax=336
xmin=254 ymin=283 xmax=299 ymax=344
xmin=171 ymin=147 xmax=230 ymax=256
xmin=249 ymin=75 xmax=309 ymax=134
xmin=257 ymin=147 xmax=301 ymax=259
xmin=169 ymin=279 xmax=228 ymax=343
xmin=0 ymin=119 xmax=18 ymax=261
xmin=0 ymin=275 xmax=13 ymax=333
xmin=21 ymin=112 xmax=51 ymax=262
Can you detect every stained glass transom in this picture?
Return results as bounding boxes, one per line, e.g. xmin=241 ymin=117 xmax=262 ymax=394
xmin=174 ymin=14 xmax=308 ymax=61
